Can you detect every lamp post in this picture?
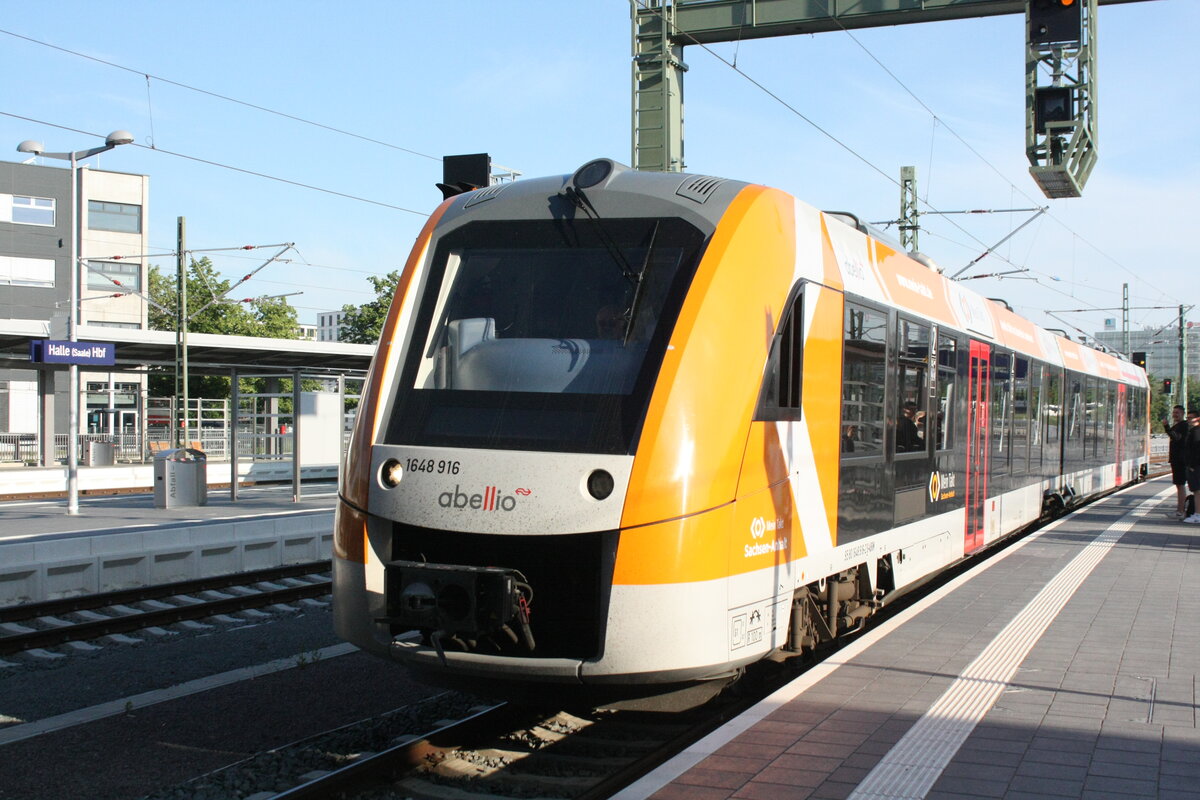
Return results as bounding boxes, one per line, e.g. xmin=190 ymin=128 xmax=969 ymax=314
xmin=17 ymin=130 xmax=134 ymax=515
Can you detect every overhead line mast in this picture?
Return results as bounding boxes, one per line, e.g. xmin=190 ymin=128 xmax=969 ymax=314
xmin=631 ymin=0 xmax=1159 ymax=198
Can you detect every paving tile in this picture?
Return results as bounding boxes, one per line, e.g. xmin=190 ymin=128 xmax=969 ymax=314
xmin=697 ymin=754 xmax=771 ymax=775
xmin=1019 ymin=747 xmax=1091 ymax=768
xmin=1094 ymin=733 xmax=1161 ymax=753
xmin=716 ymin=740 xmax=790 ymax=760
xmin=751 ymin=720 xmax=813 ymax=739
xmin=1007 ymin=774 xmax=1086 ymax=797
xmin=1015 ymin=761 xmax=1088 ymax=781
xmin=735 ymin=729 xmax=808 ymax=748
xmin=1159 ymin=772 xmax=1200 ymax=792
xmin=770 ymin=752 xmax=843 ymax=773
xmin=753 ymin=765 xmax=827 ymax=789
xmin=805 ymin=780 xmax=858 ymax=800
xmin=732 ymin=781 xmax=813 ymax=800
xmin=1083 ymin=774 xmax=1158 ymax=796
xmin=953 ymin=747 xmax=1025 ymax=769
xmin=651 ymin=785 xmax=734 ymax=800
xmin=962 ymin=735 xmax=1029 ymax=755
xmin=1159 ymin=761 xmax=1200 ymax=779
xmin=672 ymin=768 xmax=750 ymax=791
xmin=942 ymin=761 xmax=1017 ymax=782
xmin=804 ymin=729 xmax=869 ymax=748
xmin=1091 ymin=746 xmax=1160 ymax=767
xmin=928 ymin=774 xmax=1008 ymax=798
xmin=1029 ymin=733 xmax=1098 ymax=753
xmin=1086 ymin=759 xmax=1158 ymax=782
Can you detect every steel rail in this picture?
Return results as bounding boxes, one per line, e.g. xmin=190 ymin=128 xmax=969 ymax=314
xmin=0 ymin=564 xmax=331 ymax=656
xmin=266 ymin=702 xmax=518 ymax=800
xmin=0 ymin=560 xmax=330 ymax=623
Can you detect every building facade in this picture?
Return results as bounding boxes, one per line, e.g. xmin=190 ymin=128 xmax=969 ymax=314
xmin=0 ymin=159 xmax=150 ymax=437
xmin=1094 ymin=325 xmax=1200 ymax=385
xmin=317 ymin=310 xmax=346 ymax=342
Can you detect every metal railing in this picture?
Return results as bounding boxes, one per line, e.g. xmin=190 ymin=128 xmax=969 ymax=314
xmin=0 ymin=433 xmax=38 ymax=464
xmin=0 ymin=431 xmax=342 ymax=465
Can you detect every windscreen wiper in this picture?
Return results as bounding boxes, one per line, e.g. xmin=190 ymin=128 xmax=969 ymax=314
xmin=623 ymin=220 xmax=659 ymax=346
xmin=563 ymin=186 xmax=640 ymax=287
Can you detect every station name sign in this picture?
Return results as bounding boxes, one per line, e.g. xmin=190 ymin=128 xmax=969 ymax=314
xmin=30 ymin=339 xmax=116 ymax=366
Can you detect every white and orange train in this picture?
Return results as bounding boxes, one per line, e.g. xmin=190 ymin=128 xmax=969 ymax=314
xmin=333 ymin=159 xmax=1149 ymax=692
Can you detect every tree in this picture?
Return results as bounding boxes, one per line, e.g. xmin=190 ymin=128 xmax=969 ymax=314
xmin=338 ymin=271 xmax=400 ymax=344
xmin=147 ymin=257 xmax=300 ymax=398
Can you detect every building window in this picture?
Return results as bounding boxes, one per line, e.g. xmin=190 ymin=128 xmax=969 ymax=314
xmin=10 ymin=195 xmax=56 ymax=226
xmin=0 ymin=255 xmax=55 ymax=287
xmin=88 ymin=200 xmax=142 ymax=233
xmin=90 ymin=321 xmax=142 ymax=329
xmin=87 ymin=260 xmax=141 ymax=291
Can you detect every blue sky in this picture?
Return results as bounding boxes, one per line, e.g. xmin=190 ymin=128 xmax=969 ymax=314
xmin=1 ymin=1 xmax=1194 ymax=340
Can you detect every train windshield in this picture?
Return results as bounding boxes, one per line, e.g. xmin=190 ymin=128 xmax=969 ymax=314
xmin=385 ymin=217 xmax=706 ymax=453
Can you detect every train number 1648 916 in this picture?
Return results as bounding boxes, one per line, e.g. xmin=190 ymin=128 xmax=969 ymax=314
xmin=406 ymin=458 xmax=461 ymax=475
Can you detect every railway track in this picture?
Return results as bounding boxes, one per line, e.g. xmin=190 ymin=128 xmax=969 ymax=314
xmin=196 ymin=690 xmax=754 ymax=800
xmin=0 ymin=561 xmax=331 ymax=656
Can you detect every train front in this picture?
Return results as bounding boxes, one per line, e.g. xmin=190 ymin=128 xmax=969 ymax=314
xmin=334 ymin=159 xmax=790 ymax=690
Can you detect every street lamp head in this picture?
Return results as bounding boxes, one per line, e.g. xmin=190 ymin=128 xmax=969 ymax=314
xmin=105 ymin=130 xmax=135 ymax=147
xmin=16 ymin=140 xmax=44 ymax=155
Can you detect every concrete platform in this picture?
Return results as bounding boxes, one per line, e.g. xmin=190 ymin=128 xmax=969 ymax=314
xmin=0 ymin=483 xmax=336 ymax=605
xmin=621 ymin=477 xmax=1198 ymax=800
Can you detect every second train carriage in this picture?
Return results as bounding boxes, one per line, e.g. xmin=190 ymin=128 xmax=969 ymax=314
xmin=333 ymin=159 xmax=1149 ymax=690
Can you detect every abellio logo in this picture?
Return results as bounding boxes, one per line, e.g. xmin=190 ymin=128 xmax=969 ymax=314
xmin=438 ymin=485 xmax=530 ymax=512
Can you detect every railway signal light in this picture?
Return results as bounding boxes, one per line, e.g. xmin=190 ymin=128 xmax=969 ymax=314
xmin=1029 ymin=0 xmax=1082 ymax=47
xmin=1132 ymin=352 xmax=1147 ymax=370
xmin=1164 ymin=378 xmax=1173 ymax=394
xmin=1035 ymin=87 xmax=1074 ymax=135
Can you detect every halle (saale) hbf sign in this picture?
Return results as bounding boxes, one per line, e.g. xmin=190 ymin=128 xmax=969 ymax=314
xmin=30 ymin=339 xmax=116 ymax=366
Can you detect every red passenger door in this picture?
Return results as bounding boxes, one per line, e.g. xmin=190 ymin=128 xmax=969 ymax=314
xmin=965 ymin=341 xmax=990 ymax=554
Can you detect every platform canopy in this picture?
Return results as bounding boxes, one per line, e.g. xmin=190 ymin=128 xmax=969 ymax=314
xmin=0 ymin=319 xmax=375 ymax=376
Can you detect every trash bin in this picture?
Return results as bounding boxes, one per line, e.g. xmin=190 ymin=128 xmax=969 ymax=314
xmin=153 ymin=448 xmax=208 ymax=508
xmin=84 ymin=441 xmax=115 ymax=467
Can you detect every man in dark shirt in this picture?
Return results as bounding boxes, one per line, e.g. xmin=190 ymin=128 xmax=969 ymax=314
xmin=1184 ymin=411 xmax=1200 ymax=523
xmin=897 ymin=401 xmax=923 ymax=453
xmin=1164 ymin=405 xmax=1188 ymax=518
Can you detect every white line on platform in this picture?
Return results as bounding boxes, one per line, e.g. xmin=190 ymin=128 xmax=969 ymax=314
xmin=846 ymin=487 xmax=1168 ymax=800
xmin=0 ymin=641 xmax=358 ymax=747
xmin=615 ymin=482 xmax=1173 ymax=800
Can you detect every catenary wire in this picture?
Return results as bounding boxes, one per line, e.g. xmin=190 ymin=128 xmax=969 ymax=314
xmin=813 ymin=0 xmax=1170 ymax=305
xmin=1 ymin=111 xmax=427 ymax=216
xmin=0 ymin=27 xmax=442 ymax=164
xmin=635 ymin=1 xmax=1172 ymax=318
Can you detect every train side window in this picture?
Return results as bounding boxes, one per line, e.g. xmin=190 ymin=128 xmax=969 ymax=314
xmin=1046 ymin=371 xmax=1061 ymax=446
xmin=991 ymin=351 xmax=1012 ymax=476
xmin=1029 ymin=361 xmax=1044 ymax=474
xmin=935 ymin=334 xmax=957 ymax=451
xmin=1065 ymin=378 xmax=1083 ymax=457
xmin=894 ymin=318 xmax=930 ymax=456
xmin=1012 ymin=357 xmax=1030 ymax=478
xmin=841 ymin=302 xmax=887 ymax=457
xmin=1085 ymin=377 xmax=1098 ymax=461
xmin=757 ymin=287 xmax=804 ymax=421
xmin=1105 ymin=384 xmax=1116 ymax=457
